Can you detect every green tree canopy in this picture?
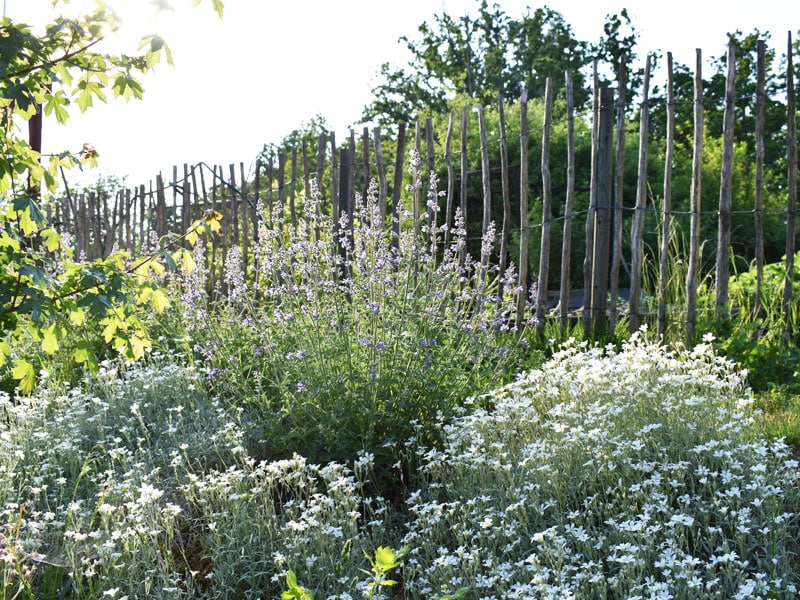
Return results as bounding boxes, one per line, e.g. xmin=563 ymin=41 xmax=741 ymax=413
xmin=361 ymin=1 xmax=591 ymax=126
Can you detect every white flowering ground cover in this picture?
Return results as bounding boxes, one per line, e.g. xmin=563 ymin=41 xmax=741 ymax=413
xmin=401 ymin=333 xmax=800 ymax=599
xmin=1 ymin=334 xmax=798 ymax=599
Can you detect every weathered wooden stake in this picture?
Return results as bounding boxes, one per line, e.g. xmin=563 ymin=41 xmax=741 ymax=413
xmin=516 ymin=87 xmax=531 ymax=328
xmin=559 ymin=75 xmax=575 ymax=336
xmin=391 ymin=123 xmax=406 ymax=250
xmin=592 ymin=87 xmax=615 ymax=339
xmin=443 ymin=113 xmax=455 ymax=246
xmin=715 ymin=44 xmax=736 ymax=322
xmin=609 ymin=56 xmax=627 ymax=336
xmin=582 ymin=61 xmax=599 ymax=335
xmin=784 ymin=32 xmax=797 ymax=337
xmin=686 ymin=49 xmax=704 ymax=342
xmin=536 ymin=79 xmax=555 ymax=338
xmin=657 ymin=53 xmax=675 ymax=341
xmin=459 ymin=107 xmax=469 ymax=267
xmin=373 ymin=126 xmax=388 ymax=224
xmin=754 ymin=41 xmax=766 ymax=319
xmin=629 ymin=55 xmax=653 ymax=334
xmin=497 ymin=95 xmax=511 ymax=306
xmin=478 ymin=104 xmax=492 ymax=275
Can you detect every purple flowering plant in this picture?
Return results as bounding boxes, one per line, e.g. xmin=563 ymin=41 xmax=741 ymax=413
xmin=181 ymin=150 xmax=536 ymax=470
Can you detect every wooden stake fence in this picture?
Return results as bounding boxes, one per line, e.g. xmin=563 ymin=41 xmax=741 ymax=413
xmin=54 ymin=38 xmax=800 ymax=343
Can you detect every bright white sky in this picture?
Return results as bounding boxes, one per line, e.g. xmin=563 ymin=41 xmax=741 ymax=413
xmin=6 ymin=0 xmax=800 ymax=186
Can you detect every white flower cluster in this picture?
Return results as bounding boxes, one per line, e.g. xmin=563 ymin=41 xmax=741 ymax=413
xmin=0 ymin=355 xmax=391 ymax=598
xmin=401 ymin=333 xmax=799 ymax=598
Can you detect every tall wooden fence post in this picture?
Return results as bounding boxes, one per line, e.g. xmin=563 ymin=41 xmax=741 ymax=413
xmin=715 ymin=44 xmax=736 ymax=322
xmin=629 ymin=54 xmax=653 ymax=334
xmin=517 ymin=88 xmax=531 ymax=329
xmin=582 ymin=61 xmax=600 ymax=336
xmin=686 ymin=50 xmax=704 ymax=343
xmin=459 ymin=108 xmax=469 ymax=267
xmin=240 ymin=162 xmax=249 ymax=276
xmin=362 ymin=127 xmax=371 ymax=201
xmin=391 ymin=123 xmax=406 ymax=250
xmin=559 ymin=73 xmax=576 ymax=336
xmin=497 ymin=95 xmax=511 ymax=304
xmin=443 ymin=114 xmax=455 ymax=246
xmin=155 ymin=175 xmax=167 ymax=240
xmin=278 ymin=152 xmax=287 ymax=229
xmin=425 ymin=118 xmax=437 ymax=249
xmin=536 ymin=79 xmax=555 ymax=338
xmin=330 ymin=132 xmax=339 ymax=228
xmin=290 ymin=149 xmax=298 ymax=229
xmin=609 ymin=56 xmax=627 ymax=337
xmin=478 ymin=104 xmax=492 ymax=282
xmin=754 ymin=41 xmax=766 ymax=318
xmin=413 ymin=121 xmax=422 ymax=238
xmin=591 ymin=87 xmax=615 ymax=339
xmin=657 ymin=53 xmax=676 ymax=341
xmin=784 ymin=31 xmax=797 ymax=337
xmin=373 ymin=126 xmax=388 ymax=224
xmin=338 ymin=146 xmax=354 ymax=284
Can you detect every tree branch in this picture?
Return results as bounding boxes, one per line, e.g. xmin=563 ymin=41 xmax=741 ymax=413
xmin=8 ymin=35 xmax=107 ymax=81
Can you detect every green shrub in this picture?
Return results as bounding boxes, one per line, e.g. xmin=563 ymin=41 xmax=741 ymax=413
xmin=708 ymin=251 xmax=800 ymax=393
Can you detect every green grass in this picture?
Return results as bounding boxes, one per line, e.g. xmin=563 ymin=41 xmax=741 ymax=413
xmin=753 ymin=387 xmax=800 ymax=447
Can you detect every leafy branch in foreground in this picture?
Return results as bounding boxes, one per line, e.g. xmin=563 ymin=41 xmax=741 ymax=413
xmin=0 ymin=197 xmax=221 ymax=393
xmin=0 ymin=1 xmax=224 ymax=393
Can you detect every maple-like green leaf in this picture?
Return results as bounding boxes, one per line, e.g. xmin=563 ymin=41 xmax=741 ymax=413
xmin=112 ymin=74 xmax=145 ymax=101
xmin=102 ymin=317 xmax=123 ymax=343
xmin=151 ymin=288 xmax=170 ymax=313
xmin=136 ymin=286 xmax=153 ymax=305
xmin=172 ymin=248 xmax=196 ymax=274
xmin=41 ymin=325 xmax=59 ymax=354
xmin=11 ymin=359 xmax=35 ymax=394
xmin=18 ymin=207 xmax=38 ymax=235
xmin=128 ymin=332 xmax=151 ymax=360
xmin=43 ymin=90 xmax=70 ymax=124
xmin=0 ymin=233 xmax=20 ymax=251
xmin=374 ymin=546 xmax=401 ymax=572
xmin=41 ymin=228 xmax=61 ymax=252
xmin=73 ymin=341 xmax=97 ymax=369
xmin=69 ymin=309 xmax=86 ymax=326
xmin=203 ymin=209 xmax=223 ymax=232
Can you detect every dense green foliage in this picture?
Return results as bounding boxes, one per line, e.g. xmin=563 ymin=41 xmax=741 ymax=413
xmin=255 ymin=3 xmax=798 ymax=301
xmin=706 ymin=250 xmax=800 ymax=394
xmin=373 ymin=4 xmax=794 ymax=285
xmin=0 ymin=0 xmax=222 ymax=393
xmin=360 ymin=2 xmax=641 ymax=125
